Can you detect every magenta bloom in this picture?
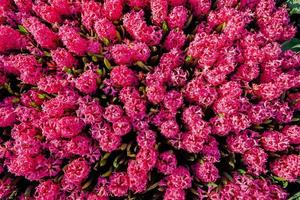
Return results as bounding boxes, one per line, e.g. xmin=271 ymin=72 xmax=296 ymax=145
xmin=243 ymin=147 xmax=268 ymax=175
xmin=137 ymin=130 xmax=157 ymax=148
xmin=103 ymin=0 xmax=123 ymax=21
xmin=51 ymin=48 xmax=77 ymax=71
xmin=108 ymin=172 xmax=129 ymax=197
xmin=37 ymin=75 xmax=68 ymax=94
xmin=98 ymin=131 xmax=121 ymax=152
xmin=182 ymin=131 xmax=206 ymax=153
xmin=270 ymin=154 xmax=300 ymax=182
xmin=14 ymin=0 xmax=32 ymax=12
xmin=34 ymin=180 xmax=61 ymax=200
xmin=164 ymin=29 xmax=186 ymax=51
xmin=227 ymin=130 xmax=259 ymax=154
xmin=112 ymin=117 xmax=132 ymax=136
xmin=110 ymin=65 xmax=138 ymax=87
xmin=193 ymin=161 xmax=219 ymax=183
xmin=146 ymin=82 xmax=166 ymax=104
xmin=0 ymin=27 xmax=26 ymax=53
xmin=66 ymin=135 xmax=93 ymax=156
xmin=167 ymin=166 xmax=192 ymax=189
xmin=167 ymin=6 xmax=188 ymax=30
xmin=22 ymin=16 xmax=58 ymax=49
xmin=150 ymin=0 xmax=168 ymax=25
xmin=184 ymin=77 xmax=218 ymax=107
xmin=156 ymin=151 xmax=177 ymax=175
xmin=261 ymin=130 xmax=290 ymax=152
xmin=164 ymin=90 xmax=183 ymax=112
xmin=201 ymin=136 xmax=221 ymax=163
xmin=136 ymin=146 xmax=158 ymax=171
xmin=64 ymin=158 xmax=90 ymax=186
xmin=160 ymin=119 xmax=180 ymax=139
xmin=0 ymin=178 xmax=14 ymax=199
xmin=32 ymin=2 xmax=62 ymax=23
xmin=59 ymin=25 xmax=100 ymax=55
xmin=103 ymin=104 xmax=124 ymax=123
xmin=123 ymin=10 xmax=162 ymax=46
xmin=282 ymin=125 xmax=300 ymax=144
xmin=81 ymin=1 xmax=103 ymax=29
xmin=127 ymin=160 xmax=148 ymax=193
xmin=219 ymin=173 xmax=288 ymax=199
xmin=0 ymin=106 xmax=16 ymax=127
xmin=57 ymin=116 xmax=85 ymax=138
xmin=95 ymin=18 xmax=117 ymax=42
xmin=164 ymin=188 xmax=185 ymax=200
xmin=188 ymin=0 xmax=211 ymax=16
xmin=128 ymin=0 xmax=149 ymax=8
xmin=75 ymin=70 xmax=99 ymax=94
xmin=110 ymin=42 xmax=150 ymax=65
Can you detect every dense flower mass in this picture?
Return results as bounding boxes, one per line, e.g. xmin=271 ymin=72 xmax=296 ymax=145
xmin=0 ymin=0 xmax=299 ymax=199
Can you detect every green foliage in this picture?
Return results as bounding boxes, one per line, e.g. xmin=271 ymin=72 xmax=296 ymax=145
xmin=282 ymin=38 xmax=300 ymax=52
xmin=17 ymin=25 xmax=28 ymax=34
xmin=287 ymin=0 xmax=300 ymax=15
xmin=288 ymin=191 xmax=300 ymax=200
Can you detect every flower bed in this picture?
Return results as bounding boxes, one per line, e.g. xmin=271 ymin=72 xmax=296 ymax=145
xmin=0 ymin=0 xmax=300 ymax=199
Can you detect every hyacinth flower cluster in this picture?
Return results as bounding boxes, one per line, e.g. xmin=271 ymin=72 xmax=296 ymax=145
xmin=0 ymin=0 xmax=300 ymax=199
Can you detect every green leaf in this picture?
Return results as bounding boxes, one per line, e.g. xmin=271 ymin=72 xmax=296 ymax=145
xmin=126 ymin=143 xmax=136 ymax=158
xmin=96 ymin=69 xmax=103 ymax=75
xmin=18 ymin=25 xmax=28 ymax=34
xmin=101 ymin=167 xmax=113 ymax=177
xmin=4 ymin=83 xmax=14 ymax=94
xmin=9 ymin=190 xmax=18 ymax=200
xmin=184 ymin=15 xmax=193 ymax=29
xmin=162 ymin=21 xmax=168 ymax=32
xmin=82 ymin=56 xmax=89 ymax=64
xmin=116 ymin=31 xmax=122 ymax=42
xmin=119 ymin=143 xmax=127 ymax=151
xmin=113 ymin=155 xmax=123 ymax=168
xmin=186 ymin=154 xmax=196 ymax=162
xmin=104 ymin=58 xmax=112 ymax=70
xmin=223 ymin=172 xmax=233 ymax=181
xmin=238 ymin=169 xmax=246 ymax=175
xmin=290 ymin=7 xmax=300 ymax=14
xmin=54 ymin=174 xmax=64 ymax=183
xmin=273 ymin=176 xmax=286 ymax=182
xmin=64 ymin=68 xmax=73 ymax=74
xmin=102 ymin=37 xmax=110 ymax=46
xmin=37 ymin=57 xmax=43 ymax=63
xmin=12 ymin=97 xmax=20 ymax=103
xmin=24 ymin=185 xmax=34 ymax=197
xmin=185 ymin=55 xmax=193 ymax=62
xmin=38 ymin=94 xmax=46 ymax=99
xmin=207 ymin=182 xmax=218 ymax=188
xmin=287 ymin=0 xmax=300 ymax=15
xmin=29 ymin=102 xmax=38 ymax=108
xmin=288 ymin=191 xmax=300 ymax=200
xmin=216 ymin=22 xmax=226 ymax=32
xmin=82 ymin=178 xmax=93 ymax=190
xmin=134 ymin=61 xmax=153 ymax=71
xmin=44 ymin=51 xmax=51 ymax=57
xmin=292 ymin=117 xmax=300 ymax=122
xmin=282 ymin=181 xmax=288 ymax=188
xmin=92 ymin=55 xmax=98 ymax=62
xmin=282 ymin=38 xmax=300 ymax=52
xmin=263 ymin=119 xmax=272 ymax=124
xmin=190 ymin=188 xmax=199 ymax=196
xmin=146 ymin=182 xmax=159 ymax=192
xmin=99 ymin=152 xmax=111 ymax=167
